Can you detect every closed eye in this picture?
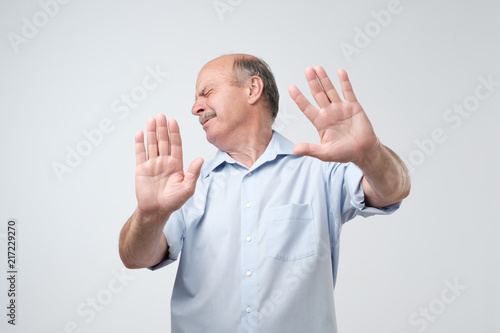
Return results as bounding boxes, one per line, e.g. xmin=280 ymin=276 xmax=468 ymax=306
xmin=195 ymin=86 xmax=215 ymax=102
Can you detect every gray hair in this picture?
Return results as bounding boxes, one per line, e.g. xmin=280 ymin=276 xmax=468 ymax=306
xmin=231 ymin=56 xmax=280 ymax=122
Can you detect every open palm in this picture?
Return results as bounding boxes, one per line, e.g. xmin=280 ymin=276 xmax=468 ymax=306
xmin=288 ymin=67 xmax=379 ymax=164
xmin=135 ymin=115 xmax=203 ymax=215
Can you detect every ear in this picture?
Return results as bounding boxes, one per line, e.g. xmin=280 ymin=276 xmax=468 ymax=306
xmin=247 ymin=76 xmax=264 ymax=105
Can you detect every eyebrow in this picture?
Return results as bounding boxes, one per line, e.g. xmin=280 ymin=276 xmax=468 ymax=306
xmin=195 ymin=87 xmax=206 ymax=101
xmin=194 ymin=85 xmax=215 ymax=101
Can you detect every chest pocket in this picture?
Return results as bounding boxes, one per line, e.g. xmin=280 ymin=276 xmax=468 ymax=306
xmin=266 ymin=203 xmax=317 ymax=260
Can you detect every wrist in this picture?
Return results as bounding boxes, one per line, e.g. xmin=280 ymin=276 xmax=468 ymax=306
xmin=352 ymin=138 xmax=384 ymax=171
xmin=134 ymin=208 xmax=170 ymax=226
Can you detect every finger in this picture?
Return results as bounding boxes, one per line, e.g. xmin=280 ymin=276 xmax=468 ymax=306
xmin=288 ymin=84 xmax=319 ymax=123
xmin=314 ymin=66 xmax=341 ymax=103
xmin=134 ymin=130 xmax=146 ymax=166
xmin=292 ymin=142 xmax=329 ymax=161
xmin=183 ymin=157 xmax=204 ymax=194
xmin=338 ymin=69 xmax=358 ymax=102
xmin=168 ymin=119 xmax=183 ymax=161
xmin=156 ymin=114 xmax=169 ymax=156
xmin=304 ymin=67 xmax=331 ymax=108
xmin=146 ymin=117 xmax=159 ymax=159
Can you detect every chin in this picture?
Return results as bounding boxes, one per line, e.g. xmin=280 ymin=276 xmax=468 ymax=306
xmin=204 ymin=130 xmax=217 ymax=145
xmin=206 ymin=135 xmax=216 ymax=145
xmin=204 ymin=130 xmax=229 ymax=151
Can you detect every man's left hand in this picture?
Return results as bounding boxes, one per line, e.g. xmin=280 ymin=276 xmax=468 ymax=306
xmin=288 ymin=66 xmax=379 ymax=164
xmin=289 ymin=66 xmax=410 ymax=207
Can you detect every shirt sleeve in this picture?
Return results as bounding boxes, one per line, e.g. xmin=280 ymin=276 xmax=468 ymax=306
xmin=326 ymin=162 xmax=401 ymax=224
xmin=148 ymin=208 xmax=186 ymax=271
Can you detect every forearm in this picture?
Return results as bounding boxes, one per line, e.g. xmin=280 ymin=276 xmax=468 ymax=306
xmin=355 ymin=141 xmax=411 ymax=208
xmin=119 ymin=209 xmax=170 ymax=269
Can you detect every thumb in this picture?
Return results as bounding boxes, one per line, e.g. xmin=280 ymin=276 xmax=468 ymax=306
xmin=293 ymin=143 xmax=328 ymax=161
xmin=183 ymin=158 xmax=204 ymax=191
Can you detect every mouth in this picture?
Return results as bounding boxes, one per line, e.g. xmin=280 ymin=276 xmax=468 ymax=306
xmin=199 ymin=112 xmax=217 ymax=126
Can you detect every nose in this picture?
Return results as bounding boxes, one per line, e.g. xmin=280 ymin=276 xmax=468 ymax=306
xmin=191 ymin=100 xmax=205 ymax=116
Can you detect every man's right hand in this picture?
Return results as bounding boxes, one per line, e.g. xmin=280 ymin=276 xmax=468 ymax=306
xmin=135 ymin=114 xmax=204 ymax=219
xmin=119 ymin=114 xmax=203 ymax=269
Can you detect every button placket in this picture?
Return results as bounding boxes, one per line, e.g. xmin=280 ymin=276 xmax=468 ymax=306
xmin=240 ymin=169 xmax=259 ymax=329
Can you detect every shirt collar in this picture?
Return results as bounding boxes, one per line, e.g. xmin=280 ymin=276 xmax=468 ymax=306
xmin=202 ymin=131 xmax=295 ymax=177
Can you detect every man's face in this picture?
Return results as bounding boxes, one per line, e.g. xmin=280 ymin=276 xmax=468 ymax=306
xmin=191 ymin=57 xmax=250 ymax=147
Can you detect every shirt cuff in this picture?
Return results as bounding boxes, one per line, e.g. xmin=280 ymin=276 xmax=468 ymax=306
xmin=345 ymin=163 xmax=402 ymax=218
xmin=148 ymin=249 xmax=178 ymax=271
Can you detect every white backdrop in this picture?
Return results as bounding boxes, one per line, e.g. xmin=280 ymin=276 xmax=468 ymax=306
xmin=1 ymin=0 xmax=499 ymax=332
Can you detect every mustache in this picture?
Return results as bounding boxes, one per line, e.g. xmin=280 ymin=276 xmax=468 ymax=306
xmin=199 ymin=112 xmax=217 ymax=125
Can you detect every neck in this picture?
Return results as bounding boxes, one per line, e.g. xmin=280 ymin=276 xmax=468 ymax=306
xmin=224 ymin=126 xmax=273 ymax=168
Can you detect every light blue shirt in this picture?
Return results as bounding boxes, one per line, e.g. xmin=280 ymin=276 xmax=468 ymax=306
xmin=151 ymin=131 xmax=400 ymax=333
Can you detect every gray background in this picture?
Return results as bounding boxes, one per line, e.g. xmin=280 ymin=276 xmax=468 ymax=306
xmin=1 ymin=0 xmax=499 ymax=332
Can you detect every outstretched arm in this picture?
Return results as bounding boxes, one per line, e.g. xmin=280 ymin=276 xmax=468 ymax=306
xmin=288 ymin=66 xmax=410 ymax=207
xmin=119 ymin=114 xmax=203 ymax=268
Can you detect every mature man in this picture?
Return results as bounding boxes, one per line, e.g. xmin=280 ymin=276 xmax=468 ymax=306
xmin=119 ymin=54 xmax=410 ymax=332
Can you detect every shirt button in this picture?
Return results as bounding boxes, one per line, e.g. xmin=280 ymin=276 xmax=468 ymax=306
xmin=245 ymin=236 xmax=252 ymax=242
xmin=245 ymin=202 xmax=251 ymax=208
xmin=246 ymin=307 xmax=252 ymax=313
xmin=245 ymin=270 xmax=252 ymax=277
xmin=247 ymin=172 xmax=252 ymax=176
